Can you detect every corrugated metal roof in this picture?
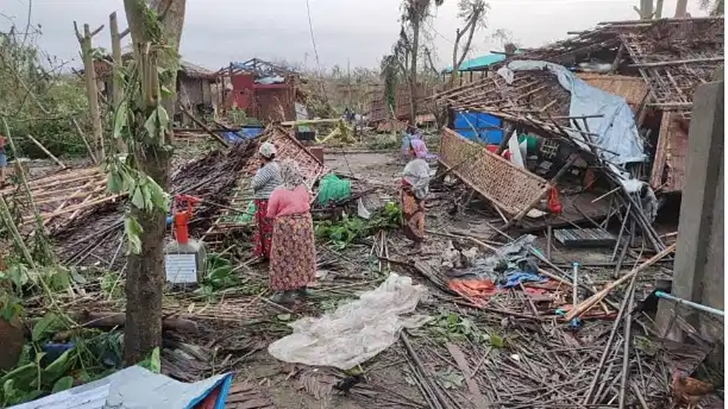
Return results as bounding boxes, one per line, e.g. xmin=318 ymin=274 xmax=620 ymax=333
xmin=443 ymin=54 xmax=505 ymax=73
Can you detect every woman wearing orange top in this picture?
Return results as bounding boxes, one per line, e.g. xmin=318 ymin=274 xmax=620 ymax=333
xmin=266 ymin=160 xmax=316 ymax=304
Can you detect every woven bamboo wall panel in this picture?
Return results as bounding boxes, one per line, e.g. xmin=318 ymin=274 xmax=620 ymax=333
xmin=244 ymin=126 xmax=327 ymax=189
xmin=440 ymin=129 xmax=549 ymax=215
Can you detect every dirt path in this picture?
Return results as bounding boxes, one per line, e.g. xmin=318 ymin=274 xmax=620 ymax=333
xmin=324 ymin=151 xmax=402 ymax=185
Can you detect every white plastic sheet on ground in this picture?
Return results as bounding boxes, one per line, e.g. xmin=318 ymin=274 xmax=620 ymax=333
xmin=268 ymin=273 xmax=428 ymax=370
xmin=497 ymin=60 xmax=646 ymax=165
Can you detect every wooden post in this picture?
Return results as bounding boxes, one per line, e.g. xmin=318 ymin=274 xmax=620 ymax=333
xmin=110 ymin=12 xmax=127 ymax=154
xmin=74 ymin=22 xmax=105 ymax=161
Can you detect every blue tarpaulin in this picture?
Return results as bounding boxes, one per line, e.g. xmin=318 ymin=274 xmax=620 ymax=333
xmin=498 ymin=61 xmax=645 ymax=165
xmin=499 ymin=272 xmax=548 ymax=289
xmin=224 ymin=127 xmax=264 ymax=144
xmin=452 ymin=112 xmax=503 ymax=144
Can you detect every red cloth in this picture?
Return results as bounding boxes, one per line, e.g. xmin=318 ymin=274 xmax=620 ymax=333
xmin=448 ymin=279 xmax=499 ymax=307
xmin=267 ymin=186 xmax=311 ymax=219
xmin=253 ymin=199 xmax=273 ymax=259
xmin=547 ymin=187 xmax=562 ymax=214
xmin=485 ymin=145 xmax=510 ymax=160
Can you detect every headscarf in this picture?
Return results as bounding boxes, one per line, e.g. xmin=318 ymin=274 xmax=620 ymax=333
xmin=279 ymin=159 xmax=305 ymax=190
xmin=258 ymin=142 xmax=277 ymax=159
xmin=403 ymin=159 xmax=430 ymax=200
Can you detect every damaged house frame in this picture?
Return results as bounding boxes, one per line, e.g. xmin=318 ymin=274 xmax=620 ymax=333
xmin=214 ymin=58 xmax=308 ymax=123
xmin=430 ymin=16 xmax=723 ymax=256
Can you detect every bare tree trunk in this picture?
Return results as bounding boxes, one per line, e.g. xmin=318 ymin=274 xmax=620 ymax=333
xmin=640 ymin=0 xmax=654 ymax=18
xmin=122 ymin=0 xmax=185 ymax=366
xmin=655 ymin=0 xmax=664 ymax=18
xmin=75 ymin=23 xmax=105 ymax=161
xmin=675 ymin=0 xmax=688 ymax=17
xmin=449 ymin=15 xmax=479 ymax=86
xmin=110 ymin=12 xmax=127 ymax=154
xmin=409 ymin=17 xmax=420 ymax=124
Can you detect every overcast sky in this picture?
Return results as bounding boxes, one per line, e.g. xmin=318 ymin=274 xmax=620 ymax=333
xmin=2 ymin=0 xmax=708 ymax=71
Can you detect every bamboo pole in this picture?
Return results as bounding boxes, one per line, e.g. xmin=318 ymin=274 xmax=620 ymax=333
xmin=2 ymin=119 xmax=45 ymax=237
xmin=74 ymin=22 xmax=105 ymax=161
xmin=110 ymin=12 xmax=127 ymax=154
xmin=565 ymin=243 xmax=676 ymax=321
xmin=26 ymin=134 xmax=66 ymax=169
xmin=0 ymin=195 xmax=36 ymax=268
xmin=72 ymin=118 xmax=98 ymax=164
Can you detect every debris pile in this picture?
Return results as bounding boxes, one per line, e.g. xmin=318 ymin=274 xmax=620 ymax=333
xmin=52 ymin=139 xmax=260 ymax=267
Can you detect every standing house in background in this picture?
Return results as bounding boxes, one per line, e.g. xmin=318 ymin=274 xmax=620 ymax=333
xmin=216 ymin=58 xmax=306 ymax=123
xmin=92 ymin=55 xmax=218 ymax=120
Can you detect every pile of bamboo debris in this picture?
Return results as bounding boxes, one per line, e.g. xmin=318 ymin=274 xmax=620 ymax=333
xmin=0 ymin=167 xmax=118 ymax=234
xmin=381 ymin=234 xmax=719 ymax=408
xmin=49 ymin=125 xmax=326 ymax=267
xmin=51 ymin=139 xmax=260 ymax=268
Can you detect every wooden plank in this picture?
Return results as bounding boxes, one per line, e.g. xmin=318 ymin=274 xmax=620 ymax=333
xmin=446 ymin=343 xmax=489 ymax=408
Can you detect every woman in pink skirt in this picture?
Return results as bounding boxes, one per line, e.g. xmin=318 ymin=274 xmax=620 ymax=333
xmin=266 ymin=160 xmax=316 ymax=304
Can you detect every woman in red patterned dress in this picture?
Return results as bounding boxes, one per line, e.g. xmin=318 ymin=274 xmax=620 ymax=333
xmin=266 ymin=160 xmax=316 ymax=304
xmin=250 ymin=142 xmax=281 ymax=260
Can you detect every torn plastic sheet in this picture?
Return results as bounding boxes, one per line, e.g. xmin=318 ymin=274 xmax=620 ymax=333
xmin=497 ymin=60 xmax=646 ymax=166
xmin=268 ymin=273 xmax=428 ymax=370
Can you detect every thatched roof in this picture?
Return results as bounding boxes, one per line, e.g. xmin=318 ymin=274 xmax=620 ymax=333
xmin=92 ymin=53 xmax=216 ymax=81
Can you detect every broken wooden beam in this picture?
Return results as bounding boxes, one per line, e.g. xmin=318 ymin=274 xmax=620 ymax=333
xmin=565 ymin=243 xmax=676 ymax=321
xmin=179 ymin=107 xmax=229 ymax=147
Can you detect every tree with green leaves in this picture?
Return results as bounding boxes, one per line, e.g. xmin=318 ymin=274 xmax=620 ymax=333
xmin=110 ymin=0 xmax=186 ymax=365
